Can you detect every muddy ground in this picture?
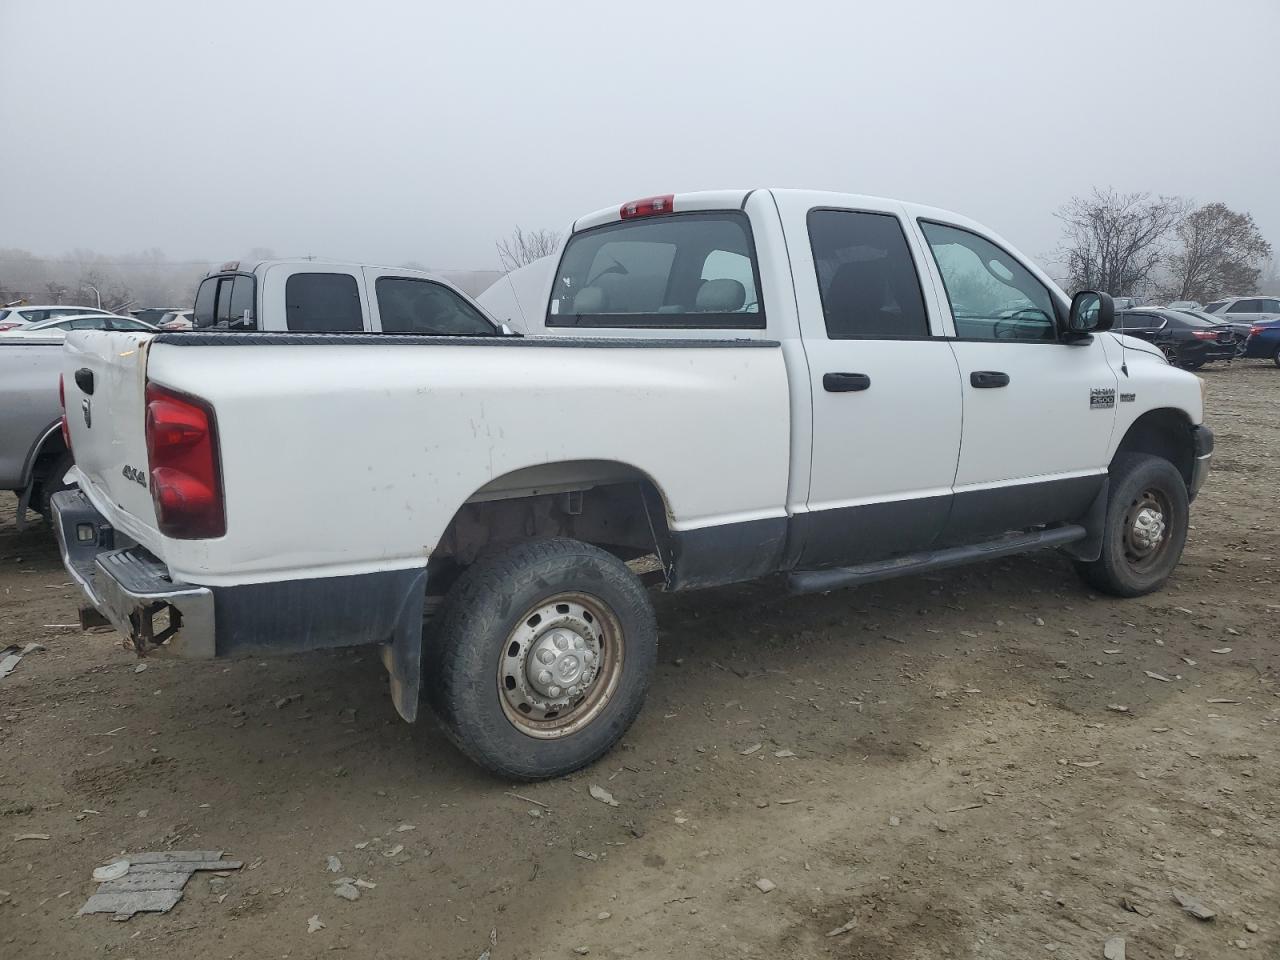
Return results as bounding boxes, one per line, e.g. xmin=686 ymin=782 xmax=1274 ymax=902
xmin=1 ymin=362 xmax=1277 ymax=960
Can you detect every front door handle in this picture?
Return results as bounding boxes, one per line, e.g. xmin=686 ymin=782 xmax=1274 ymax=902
xmin=823 ymin=372 xmax=871 ymax=392
xmin=970 ymin=370 xmax=1010 ymax=388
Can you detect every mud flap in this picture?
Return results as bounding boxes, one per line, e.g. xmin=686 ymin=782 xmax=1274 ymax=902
xmin=1059 ymin=477 xmax=1109 ymax=563
xmin=381 ymin=568 xmax=429 ymax=722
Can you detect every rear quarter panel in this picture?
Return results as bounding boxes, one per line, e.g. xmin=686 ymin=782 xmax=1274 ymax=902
xmin=144 ymin=339 xmax=792 ymax=587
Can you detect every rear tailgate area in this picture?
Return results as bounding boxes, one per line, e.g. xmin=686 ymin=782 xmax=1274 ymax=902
xmin=61 ymin=331 xmax=162 ymax=547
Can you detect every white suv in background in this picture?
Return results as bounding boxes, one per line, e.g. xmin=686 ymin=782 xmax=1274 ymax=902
xmin=1204 ymin=296 xmax=1280 ymax=322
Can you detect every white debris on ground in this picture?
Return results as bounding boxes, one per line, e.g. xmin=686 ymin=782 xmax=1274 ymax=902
xmin=77 ymin=851 xmax=243 ymax=920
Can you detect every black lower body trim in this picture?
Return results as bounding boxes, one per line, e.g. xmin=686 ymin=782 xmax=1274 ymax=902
xmin=941 ymin=473 xmax=1104 ymax=546
xmin=668 ymin=516 xmax=787 ymax=590
xmin=213 ymin=568 xmax=428 ymax=720
xmin=784 ymin=494 xmax=952 ymax=569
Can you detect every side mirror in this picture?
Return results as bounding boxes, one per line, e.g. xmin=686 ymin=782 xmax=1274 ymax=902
xmin=1067 ymin=290 xmax=1114 ymax=336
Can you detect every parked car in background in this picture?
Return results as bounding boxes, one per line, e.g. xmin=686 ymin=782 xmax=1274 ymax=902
xmin=1115 ymin=307 xmax=1245 ymax=369
xmin=0 ymin=313 xmax=156 ymax=341
xmin=158 ymin=309 xmax=194 ymax=331
xmin=0 ymin=304 xmax=108 ymax=332
xmin=1204 ymin=296 xmax=1280 ymax=323
xmin=1166 ymin=300 xmax=1202 ymax=310
xmin=131 ymin=306 xmax=184 ymax=326
xmin=1241 ymin=318 xmax=1280 ymax=366
xmin=191 ymin=259 xmax=500 ymax=334
xmin=1172 ymin=308 xmax=1252 ymax=341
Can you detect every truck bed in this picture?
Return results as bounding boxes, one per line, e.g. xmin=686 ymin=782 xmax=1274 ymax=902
xmin=64 ymin=330 xmax=792 ymax=589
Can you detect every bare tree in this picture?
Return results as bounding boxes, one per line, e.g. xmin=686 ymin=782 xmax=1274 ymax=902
xmin=496 ymin=227 xmax=560 ymax=273
xmin=1166 ymin=202 xmax=1272 ymax=302
xmin=1056 ymin=188 xmax=1186 ymax=296
xmin=44 ymin=280 xmax=68 ymax=303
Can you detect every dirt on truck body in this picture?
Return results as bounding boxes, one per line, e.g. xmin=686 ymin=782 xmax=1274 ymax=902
xmin=0 ymin=362 xmax=1276 ymax=960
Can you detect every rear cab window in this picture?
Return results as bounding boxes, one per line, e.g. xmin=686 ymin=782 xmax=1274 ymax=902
xmin=547 ymin=212 xmax=764 ymax=329
xmin=194 ymin=273 xmax=257 ymax=329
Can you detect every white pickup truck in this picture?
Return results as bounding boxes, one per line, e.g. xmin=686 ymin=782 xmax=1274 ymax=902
xmin=189 ymin=258 xmax=502 ymax=335
xmin=53 ymin=189 xmax=1212 ymax=779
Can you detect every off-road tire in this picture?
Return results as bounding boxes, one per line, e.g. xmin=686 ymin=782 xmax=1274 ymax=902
xmin=1075 ymin=454 xmax=1189 ymax=597
xmin=424 ymin=538 xmax=657 ymax=780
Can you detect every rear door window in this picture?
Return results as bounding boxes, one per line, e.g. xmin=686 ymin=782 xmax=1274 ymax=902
xmin=375 ymin=277 xmax=494 ymax=335
xmin=285 ymin=273 xmax=363 ymax=332
xmin=807 ymin=209 xmax=930 ymax=338
xmin=547 ymin=212 xmax=764 ymax=328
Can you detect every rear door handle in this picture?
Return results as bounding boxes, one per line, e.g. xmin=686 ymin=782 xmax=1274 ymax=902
xmin=823 ymin=372 xmax=871 ymax=392
xmin=969 ymin=370 xmax=1010 ymax=388
xmin=74 ymin=368 xmax=95 ymax=395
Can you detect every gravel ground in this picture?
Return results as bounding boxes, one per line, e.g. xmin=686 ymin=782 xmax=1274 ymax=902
xmin=1 ymin=361 xmax=1276 ymax=960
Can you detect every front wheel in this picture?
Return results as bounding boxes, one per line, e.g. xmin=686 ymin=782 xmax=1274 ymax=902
xmin=1273 ymin=346 xmax=1280 ymax=369
xmin=1074 ymin=454 xmax=1189 ymax=597
xmin=424 ymin=538 xmax=657 ymax=780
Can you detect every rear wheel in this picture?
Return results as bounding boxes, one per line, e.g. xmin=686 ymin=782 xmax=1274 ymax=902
xmin=424 ymin=538 xmax=657 ymax=780
xmin=1273 ymin=346 xmax=1280 ymax=369
xmin=1075 ymin=454 xmax=1188 ymax=597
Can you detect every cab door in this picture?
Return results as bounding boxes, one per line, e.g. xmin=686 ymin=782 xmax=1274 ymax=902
xmin=779 ymin=198 xmax=963 ymax=568
xmin=912 ymin=218 xmax=1117 ymax=544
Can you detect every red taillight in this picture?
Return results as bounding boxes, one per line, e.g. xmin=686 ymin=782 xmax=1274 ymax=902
xmin=59 ymin=374 xmax=71 ymax=449
xmin=1251 ymin=324 xmax=1265 ymax=336
xmin=1191 ymin=330 xmax=1217 ymax=340
xmin=144 ymin=383 xmax=225 ymax=539
xmin=0 ymin=322 xmax=20 ymax=332
xmin=619 ymin=194 xmax=675 ymax=219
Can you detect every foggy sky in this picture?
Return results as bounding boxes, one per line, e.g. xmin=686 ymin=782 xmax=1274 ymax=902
xmin=2 ymin=0 xmax=1277 ymax=275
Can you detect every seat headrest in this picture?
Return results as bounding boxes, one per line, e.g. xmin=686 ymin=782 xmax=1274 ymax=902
xmin=572 ymin=286 xmax=607 ymax=314
xmin=696 ymin=278 xmax=746 ymax=312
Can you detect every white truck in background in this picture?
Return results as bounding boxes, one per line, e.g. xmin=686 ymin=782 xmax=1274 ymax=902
xmin=54 ymin=189 xmax=1211 ymax=780
xmin=189 ymin=259 xmax=502 ymax=335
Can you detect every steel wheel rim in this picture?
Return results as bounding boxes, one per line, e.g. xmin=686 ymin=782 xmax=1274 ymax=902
xmin=496 ymin=592 xmax=624 ymax=739
xmin=1121 ymin=487 xmax=1172 ymax=572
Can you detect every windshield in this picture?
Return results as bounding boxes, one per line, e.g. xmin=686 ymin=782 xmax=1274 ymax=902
xmin=1203 ymin=300 xmax=1227 ymax=313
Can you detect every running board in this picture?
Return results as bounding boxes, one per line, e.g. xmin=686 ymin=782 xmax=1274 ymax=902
xmin=787 ymin=525 xmax=1088 ymax=596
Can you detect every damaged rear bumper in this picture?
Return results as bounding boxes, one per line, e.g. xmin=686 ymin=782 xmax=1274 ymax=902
xmin=50 ymin=488 xmax=428 ymax=720
xmin=51 ymin=489 xmax=215 ymax=657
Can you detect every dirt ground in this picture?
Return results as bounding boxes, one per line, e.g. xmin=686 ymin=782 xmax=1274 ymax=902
xmin=1 ymin=362 xmax=1276 ymax=960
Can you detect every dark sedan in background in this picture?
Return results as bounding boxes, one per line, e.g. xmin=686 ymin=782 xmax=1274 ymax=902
xmin=1116 ymin=308 xmax=1247 ymax=369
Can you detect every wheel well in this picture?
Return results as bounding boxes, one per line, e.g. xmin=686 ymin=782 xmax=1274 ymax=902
xmin=430 ymin=462 xmax=674 ymax=594
xmin=1112 ymin=409 xmax=1195 ymax=488
xmin=23 ymin=425 xmax=69 ymax=490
